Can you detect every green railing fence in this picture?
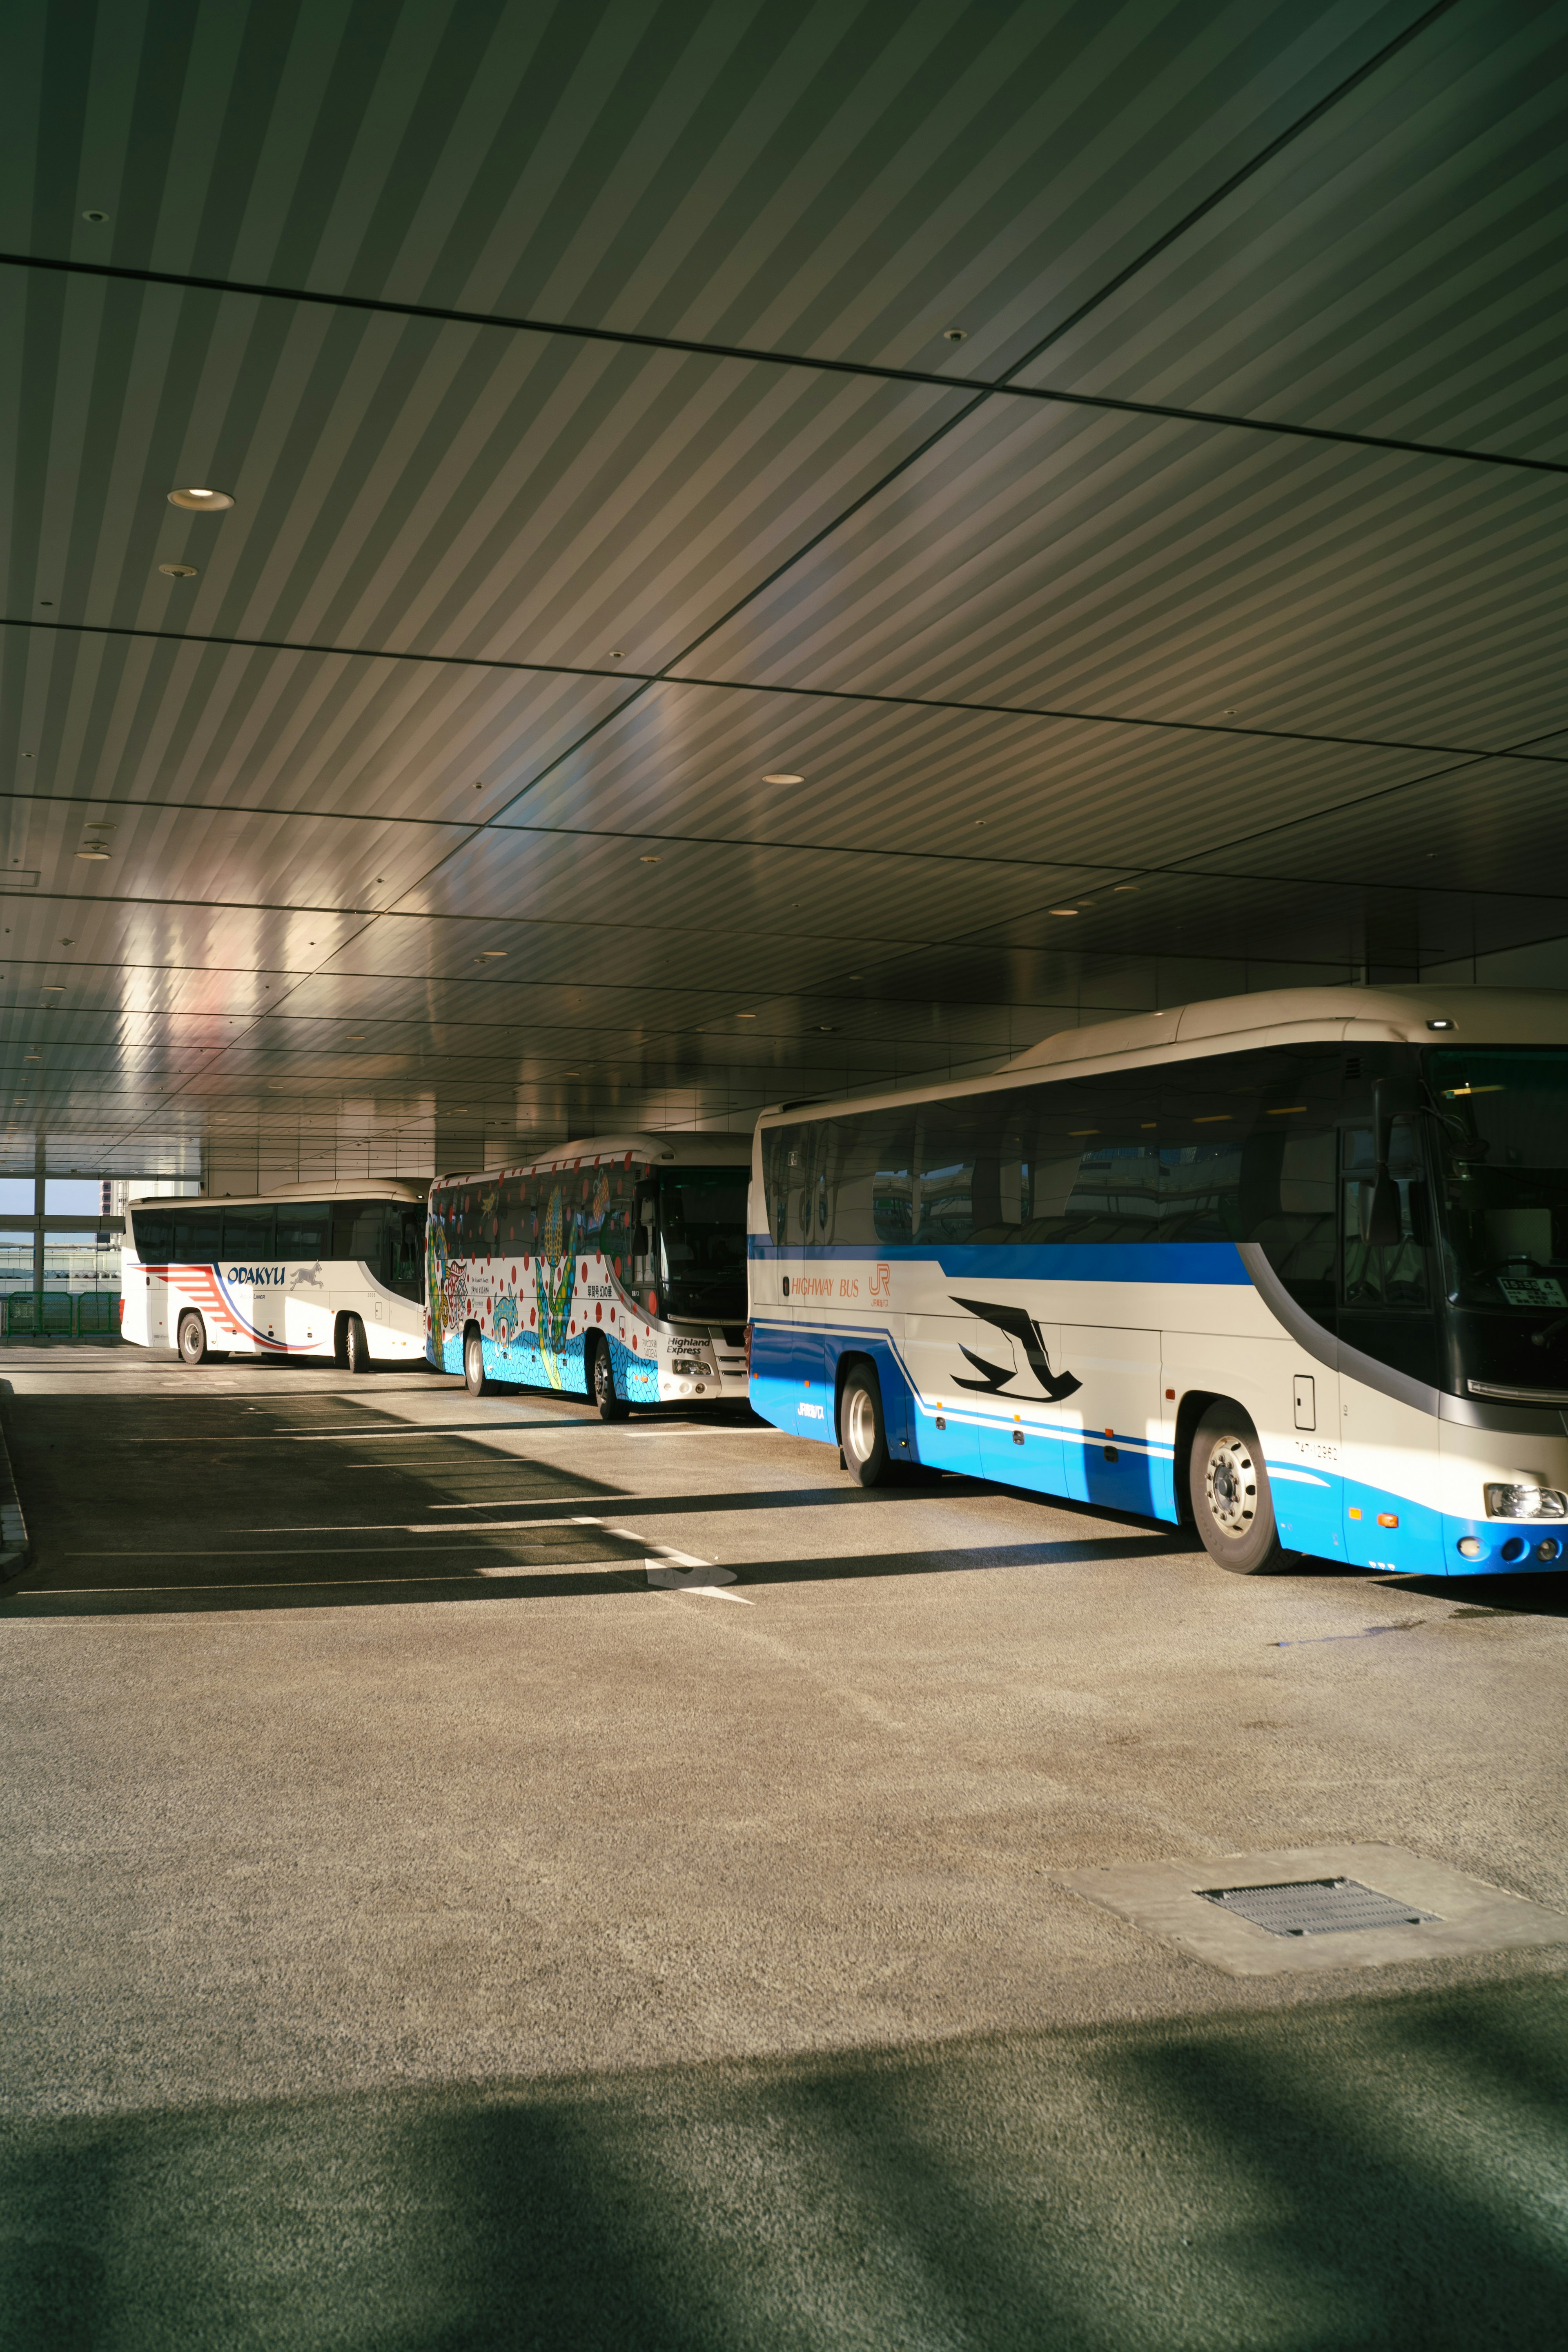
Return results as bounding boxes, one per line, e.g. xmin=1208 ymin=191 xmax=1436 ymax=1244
xmin=2 ymin=1292 xmax=121 ymax=1337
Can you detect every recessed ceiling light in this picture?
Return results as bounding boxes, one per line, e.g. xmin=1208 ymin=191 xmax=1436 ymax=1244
xmin=1114 ymin=884 xmax=1139 ymax=892
xmin=640 ymin=854 xmax=660 ymax=864
xmin=1049 ymin=906 xmax=1078 ymax=916
xmin=158 ymin=563 xmax=198 ymax=580
xmin=167 ymin=488 xmax=234 ymax=512
xmin=762 ymin=772 xmax=803 ymax=785
xmin=476 ymin=949 xmax=506 ymax=959
xmin=20 ymin=753 xmax=33 ymax=760
xmin=818 ymin=1024 xmax=837 ymax=1033
xmin=1222 ymin=706 xmax=1238 ymax=716
xmin=76 ymin=848 xmax=111 ymax=861
xmin=737 ymin=1011 xmax=757 ymax=1019
xmin=82 ymin=209 xmax=108 ymax=224
xmin=943 ymin=327 xmax=968 ymax=343
xmin=608 ymin=650 xmax=626 ymax=660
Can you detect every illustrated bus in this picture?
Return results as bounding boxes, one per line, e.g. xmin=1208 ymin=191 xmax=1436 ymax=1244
xmin=121 ymin=1180 xmax=429 ymax=1368
xmin=427 ymin=1133 xmax=751 ymax=1411
xmin=748 ymin=985 xmax=1568 ymax=1579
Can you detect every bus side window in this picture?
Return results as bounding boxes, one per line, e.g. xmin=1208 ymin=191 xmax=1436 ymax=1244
xmin=333 ymin=1199 xmax=386 ymax=1272
xmin=277 ymin=1203 xmax=331 ymax=1258
xmin=1238 ymin=1128 xmax=1337 ymax=1318
xmin=173 ymin=1206 xmax=221 ymax=1263
xmin=1341 ymin=1123 xmax=1430 ymax=1307
xmin=633 ymin=1185 xmax=657 ymax=1285
xmin=387 ymin=1206 xmax=424 ymax=1299
xmin=133 ymin=1211 xmax=174 ymax=1263
xmin=222 ymin=1205 xmax=276 ymax=1262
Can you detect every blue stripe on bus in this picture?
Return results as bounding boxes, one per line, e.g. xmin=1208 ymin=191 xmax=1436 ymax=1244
xmin=748 ymin=1239 xmax=1252 ymax=1285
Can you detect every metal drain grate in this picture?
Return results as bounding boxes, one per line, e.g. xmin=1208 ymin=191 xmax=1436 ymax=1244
xmin=1198 ymin=1877 xmax=1439 ymax=1938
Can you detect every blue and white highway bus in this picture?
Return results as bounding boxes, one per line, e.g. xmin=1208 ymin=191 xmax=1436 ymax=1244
xmin=122 ymin=1180 xmax=429 ymax=1368
xmin=747 ymin=986 xmax=1568 ymax=1577
xmin=427 ymin=1132 xmax=752 ymax=1412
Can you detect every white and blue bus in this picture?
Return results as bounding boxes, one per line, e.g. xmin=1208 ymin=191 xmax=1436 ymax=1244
xmin=428 ymin=1133 xmax=752 ymax=1410
xmin=747 ymin=986 xmax=1568 ymax=1578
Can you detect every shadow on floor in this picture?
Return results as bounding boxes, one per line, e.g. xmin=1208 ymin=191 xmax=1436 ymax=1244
xmin=1 ymin=1980 xmax=1563 ymax=2350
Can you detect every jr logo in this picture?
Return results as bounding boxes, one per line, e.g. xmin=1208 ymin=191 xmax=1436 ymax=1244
xmin=870 ymin=1262 xmax=891 ymax=1300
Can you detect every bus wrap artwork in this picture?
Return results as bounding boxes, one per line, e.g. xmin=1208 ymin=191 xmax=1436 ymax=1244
xmin=535 ymin=1185 xmax=577 ymax=1388
xmin=428 ymin=1134 xmax=751 ymax=1410
xmin=747 ymin=985 xmax=1568 ymax=1579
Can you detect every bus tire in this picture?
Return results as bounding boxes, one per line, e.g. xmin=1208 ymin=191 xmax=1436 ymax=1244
xmin=840 ymin=1363 xmax=891 ymax=1487
xmin=591 ymin=1337 xmax=628 ymax=1421
xmin=464 ymin=1325 xmax=490 ymax=1398
xmin=177 ymin=1311 xmax=209 ymax=1366
xmin=1189 ymin=1405 xmax=1289 ymax=1574
xmin=343 ymin=1314 xmax=372 ymax=1376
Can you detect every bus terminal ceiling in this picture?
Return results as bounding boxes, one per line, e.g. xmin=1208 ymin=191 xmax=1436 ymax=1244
xmin=2 ymin=0 xmax=1567 ymax=1188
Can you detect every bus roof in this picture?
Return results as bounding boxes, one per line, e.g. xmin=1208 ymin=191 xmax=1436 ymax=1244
xmin=432 ymin=1132 xmax=752 ymax=1189
xmin=756 ymin=984 xmax=1568 ymax=1129
xmin=127 ymin=1178 xmax=430 ymax=1207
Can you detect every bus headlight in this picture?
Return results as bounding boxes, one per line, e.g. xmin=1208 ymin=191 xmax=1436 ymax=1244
xmin=1484 ymin=1482 xmax=1568 ymax=1519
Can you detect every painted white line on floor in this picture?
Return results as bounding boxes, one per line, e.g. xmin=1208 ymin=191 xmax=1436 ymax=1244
xmin=68 ymin=1539 xmax=576 ymax=1559
xmin=599 ymin=1525 xmax=753 ymax=1604
xmin=25 ymin=1562 xmax=633 ymax=1595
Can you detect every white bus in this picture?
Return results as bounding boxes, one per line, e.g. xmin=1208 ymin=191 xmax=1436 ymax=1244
xmin=122 ymin=1180 xmax=428 ymax=1369
xmin=427 ymin=1133 xmax=751 ymax=1411
xmin=748 ymin=985 xmax=1568 ymax=1579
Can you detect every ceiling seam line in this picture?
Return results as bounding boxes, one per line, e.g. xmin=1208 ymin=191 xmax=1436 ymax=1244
xmin=11 ymin=614 xmax=1566 ymax=765
xmin=458 ymin=10 xmax=1535 ymax=838
xmin=2 ymin=257 xmax=1555 ymax=477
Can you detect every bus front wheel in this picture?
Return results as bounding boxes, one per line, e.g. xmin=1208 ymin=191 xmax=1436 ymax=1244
xmin=464 ymin=1327 xmax=491 ymax=1398
xmin=840 ymin=1364 xmax=890 ymax=1486
xmin=1189 ymin=1405 xmax=1290 ymax=1575
xmin=591 ymin=1338 xmax=628 ymax=1421
xmin=178 ymin=1311 xmax=210 ymax=1366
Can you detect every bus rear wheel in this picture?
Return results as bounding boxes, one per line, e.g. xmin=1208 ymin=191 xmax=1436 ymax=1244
xmin=1189 ymin=1405 xmax=1290 ymax=1574
xmin=591 ymin=1338 xmax=628 ymax=1421
xmin=464 ymin=1327 xmax=490 ymax=1397
xmin=178 ymin=1311 xmax=210 ymax=1366
xmin=840 ymin=1364 xmax=890 ymax=1487
xmin=343 ymin=1314 xmax=372 ymax=1376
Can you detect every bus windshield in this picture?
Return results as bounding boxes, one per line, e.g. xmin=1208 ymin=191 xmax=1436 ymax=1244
xmin=1427 ymin=1049 xmax=1568 ymax=1310
xmin=656 ymin=1167 xmax=748 ymax=1321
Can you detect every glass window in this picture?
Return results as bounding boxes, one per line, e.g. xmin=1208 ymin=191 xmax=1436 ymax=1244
xmin=332 ymin=1199 xmax=385 ymax=1270
xmin=45 ymin=1178 xmax=101 ymax=1215
xmin=1427 ymin=1048 xmax=1568 ymax=1307
xmin=276 ymin=1202 xmax=332 ymax=1258
xmin=222 ymin=1206 xmax=276 ymax=1261
xmin=172 ymin=1206 xmax=222 ymax=1261
xmin=1341 ymin=1123 xmax=1430 ymax=1307
xmin=656 ymin=1167 xmax=748 ymax=1318
xmin=131 ymin=1209 xmax=174 ymax=1263
xmin=0 ymin=1178 xmax=34 ymax=1214
xmin=387 ymin=1204 xmax=425 ymax=1299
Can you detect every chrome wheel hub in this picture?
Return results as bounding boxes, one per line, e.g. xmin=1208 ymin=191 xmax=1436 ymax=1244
xmin=1204 ymin=1434 xmax=1257 ymax=1537
xmin=844 ymin=1386 xmax=877 ymax=1463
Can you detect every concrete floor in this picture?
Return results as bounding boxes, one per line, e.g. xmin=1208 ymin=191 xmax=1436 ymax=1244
xmin=1 ymin=1341 xmax=1565 ymax=2348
